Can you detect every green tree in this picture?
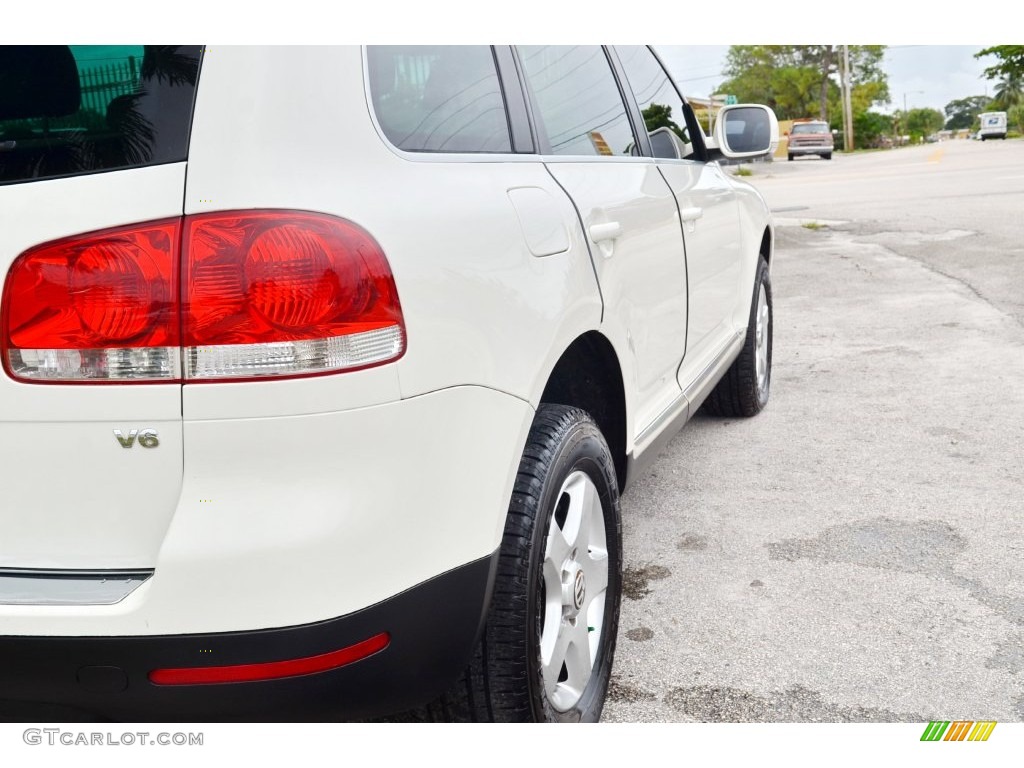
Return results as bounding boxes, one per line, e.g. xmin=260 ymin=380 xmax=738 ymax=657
xmin=831 ymin=79 xmax=890 ymax=132
xmin=977 ymin=46 xmax=1024 ymax=110
xmin=641 ymin=103 xmax=685 ymax=137
xmin=976 ymin=45 xmax=1024 ymax=80
xmin=905 ymin=108 xmax=944 ymax=140
xmin=716 ymin=47 xmax=811 ymax=118
xmin=1009 ymin=104 xmax=1024 ymax=134
xmin=716 ymin=45 xmax=888 ymax=123
xmin=992 ymin=72 xmax=1023 ymax=110
xmin=853 ymin=111 xmax=893 ymax=148
xmin=944 ymin=96 xmax=993 ymax=130
xmin=800 ymin=45 xmax=887 ymax=119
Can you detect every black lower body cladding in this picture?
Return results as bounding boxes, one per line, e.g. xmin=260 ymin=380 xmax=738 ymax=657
xmin=0 ymin=553 xmax=499 ymax=722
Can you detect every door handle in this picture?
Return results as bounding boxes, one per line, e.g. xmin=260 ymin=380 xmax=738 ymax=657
xmin=679 ymin=206 xmax=703 ymax=234
xmin=588 ymin=221 xmax=622 ymax=259
xmin=589 ymin=221 xmax=622 ymax=243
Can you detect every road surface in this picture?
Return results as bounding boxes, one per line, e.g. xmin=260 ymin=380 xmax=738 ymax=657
xmin=604 ymin=138 xmax=1024 ymax=722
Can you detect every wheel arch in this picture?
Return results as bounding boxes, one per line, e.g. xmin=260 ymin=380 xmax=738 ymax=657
xmin=539 ymin=331 xmax=628 ymax=492
xmin=760 ymin=225 xmax=773 ymax=266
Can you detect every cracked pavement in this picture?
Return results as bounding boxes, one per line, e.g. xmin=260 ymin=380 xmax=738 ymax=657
xmin=604 ymin=139 xmax=1024 ymax=722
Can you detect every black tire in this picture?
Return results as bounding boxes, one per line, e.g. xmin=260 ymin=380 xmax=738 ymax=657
xmin=787 ymin=153 xmax=794 ymax=161
xmin=823 ymin=152 xmax=832 ymax=160
xmin=702 ymin=257 xmax=773 ymax=417
xmin=401 ymin=404 xmax=622 ymax=722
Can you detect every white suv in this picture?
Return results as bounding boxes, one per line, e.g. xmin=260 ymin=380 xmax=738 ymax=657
xmin=0 ymin=45 xmax=776 ymax=722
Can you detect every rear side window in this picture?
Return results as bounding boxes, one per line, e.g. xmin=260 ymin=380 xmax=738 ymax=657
xmin=366 ymin=46 xmax=512 ymax=154
xmin=518 ymin=46 xmax=636 ymax=157
xmin=0 ymin=46 xmax=202 ymax=185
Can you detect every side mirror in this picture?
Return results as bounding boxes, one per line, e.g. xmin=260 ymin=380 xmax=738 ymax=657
xmin=648 ymin=126 xmax=690 ymax=160
xmin=713 ymin=104 xmax=779 ymax=159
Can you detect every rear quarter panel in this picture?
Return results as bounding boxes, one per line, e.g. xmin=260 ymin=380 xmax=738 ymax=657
xmin=184 ymin=45 xmax=603 ymax=416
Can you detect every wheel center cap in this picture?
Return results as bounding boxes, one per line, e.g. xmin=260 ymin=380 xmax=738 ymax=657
xmin=573 ymin=569 xmax=586 ymax=611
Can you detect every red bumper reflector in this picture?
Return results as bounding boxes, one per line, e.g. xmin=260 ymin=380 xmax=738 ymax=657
xmin=148 ymin=631 xmax=390 ymax=686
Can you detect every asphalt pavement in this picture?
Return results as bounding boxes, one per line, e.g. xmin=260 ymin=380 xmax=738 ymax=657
xmin=604 ymin=138 xmax=1024 ymax=722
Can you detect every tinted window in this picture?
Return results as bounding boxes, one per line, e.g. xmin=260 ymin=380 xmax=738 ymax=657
xmin=616 ymin=46 xmax=692 ymax=159
xmin=0 ymin=46 xmax=202 ymax=185
xmin=518 ymin=46 xmax=636 ymax=157
xmin=367 ymin=46 xmax=511 ymax=154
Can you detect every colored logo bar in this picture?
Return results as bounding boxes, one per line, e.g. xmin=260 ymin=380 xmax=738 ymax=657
xmin=921 ymin=721 xmax=997 ymax=742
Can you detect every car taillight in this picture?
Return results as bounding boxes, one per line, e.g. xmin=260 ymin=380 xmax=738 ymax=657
xmin=2 ymin=220 xmax=181 ymax=382
xmin=1 ymin=211 xmax=405 ymax=384
xmin=183 ymin=211 xmax=404 ymax=381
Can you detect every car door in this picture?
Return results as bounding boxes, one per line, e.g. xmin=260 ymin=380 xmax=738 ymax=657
xmin=614 ymin=46 xmax=744 ymax=390
xmin=516 ymin=45 xmax=689 ymax=434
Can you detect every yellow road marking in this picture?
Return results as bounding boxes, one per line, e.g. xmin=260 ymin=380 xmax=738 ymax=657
xmin=928 ymin=148 xmax=945 ymax=164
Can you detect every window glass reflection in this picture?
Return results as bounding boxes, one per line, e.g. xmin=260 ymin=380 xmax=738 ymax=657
xmin=519 ymin=46 xmax=636 ymax=157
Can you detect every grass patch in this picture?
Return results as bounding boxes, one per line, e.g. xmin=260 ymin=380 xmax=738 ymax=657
xmin=733 ymin=166 xmax=753 ymax=177
xmin=802 ymin=221 xmax=826 ymax=230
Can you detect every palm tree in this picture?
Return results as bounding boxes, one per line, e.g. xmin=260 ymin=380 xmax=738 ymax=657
xmin=994 ymin=72 xmax=1023 ymax=109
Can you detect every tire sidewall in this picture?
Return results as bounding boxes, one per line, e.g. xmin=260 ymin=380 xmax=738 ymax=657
xmin=524 ymin=417 xmax=622 ymax=723
xmin=753 ymin=258 xmax=773 ymax=410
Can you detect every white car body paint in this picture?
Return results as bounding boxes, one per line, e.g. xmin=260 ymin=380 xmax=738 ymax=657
xmin=0 ymin=47 xmax=775 ymax=643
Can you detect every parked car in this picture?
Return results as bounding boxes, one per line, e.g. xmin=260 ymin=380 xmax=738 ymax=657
xmin=0 ymin=45 xmax=777 ymax=722
xmin=786 ymin=119 xmax=834 ymax=160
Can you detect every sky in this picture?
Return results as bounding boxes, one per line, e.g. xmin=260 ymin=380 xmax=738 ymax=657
xmin=3 ymin=0 xmax=1007 ymax=120
xmin=655 ymin=45 xmax=1000 ymax=115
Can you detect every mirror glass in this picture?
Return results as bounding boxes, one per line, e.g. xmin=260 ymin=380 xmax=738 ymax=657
xmin=722 ymin=107 xmax=772 ymax=154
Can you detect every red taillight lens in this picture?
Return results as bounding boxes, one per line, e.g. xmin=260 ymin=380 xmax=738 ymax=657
xmin=71 ymin=243 xmax=156 ymax=341
xmin=2 ymin=220 xmax=181 ymax=382
xmin=182 ymin=211 xmax=405 ymax=380
xmin=246 ymin=224 xmax=345 ymax=328
xmin=2 ymin=211 xmax=405 ymax=384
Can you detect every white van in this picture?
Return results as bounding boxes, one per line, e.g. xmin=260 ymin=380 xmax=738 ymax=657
xmin=979 ymin=112 xmax=1008 ymax=141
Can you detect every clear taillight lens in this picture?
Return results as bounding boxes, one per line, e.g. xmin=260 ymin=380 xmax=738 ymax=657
xmin=1 ymin=211 xmax=405 ymax=384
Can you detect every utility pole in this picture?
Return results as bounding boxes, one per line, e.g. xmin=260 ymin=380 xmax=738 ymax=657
xmin=901 ymin=91 xmax=923 ymax=144
xmin=842 ymin=45 xmax=854 ymax=152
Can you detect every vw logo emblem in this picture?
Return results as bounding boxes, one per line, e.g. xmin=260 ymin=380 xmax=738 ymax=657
xmin=573 ymin=570 xmax=586 ymax=610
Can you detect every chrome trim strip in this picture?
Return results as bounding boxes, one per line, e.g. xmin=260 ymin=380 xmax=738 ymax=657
xmin=625 ymin=331 xmax=745 ymax=490
xmin=634 ymin=392 xmax=689 ymax=456
xmin=0 ymin=568 xmax=153 ymax=606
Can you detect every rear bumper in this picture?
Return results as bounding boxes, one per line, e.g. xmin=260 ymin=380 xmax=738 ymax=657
xmin=0 ymin=553 xmax=497 ymax=721
xmin=0 ymin=385 xmax=533 ymax=636
xmin=788 ymin=145 xmax=832 ymax=155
